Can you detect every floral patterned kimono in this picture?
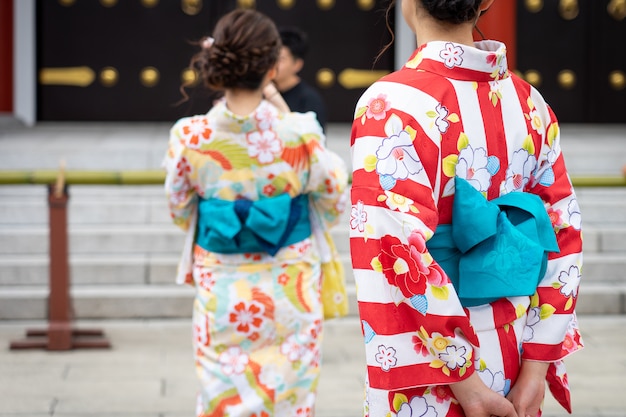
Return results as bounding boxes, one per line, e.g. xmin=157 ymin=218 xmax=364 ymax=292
xmin=164 ymin=99 xmax=347 ymax=417
xmin=349 ymin=40 xmax=583 ymax=417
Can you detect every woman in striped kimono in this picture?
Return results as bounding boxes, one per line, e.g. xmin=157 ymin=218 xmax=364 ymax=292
xmin=349 ymin=1 xmax=583 ymax=416
xmin=164 ymin=9 xmax=347 ymax=417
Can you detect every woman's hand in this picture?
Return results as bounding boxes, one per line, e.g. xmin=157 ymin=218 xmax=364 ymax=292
xmin=263 ymin=82 xmax=290 ymax=113
xmin=450 ymin=373 xmax=518 ymax=417
xmin=506 ymin=360 xmax=549 ymax=417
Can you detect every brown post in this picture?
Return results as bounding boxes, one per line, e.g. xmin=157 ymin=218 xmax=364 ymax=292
xmin=46 ymin=183 xmax=73 ymax=350
xmin=10 ymin=180 xmax=111 ymax=350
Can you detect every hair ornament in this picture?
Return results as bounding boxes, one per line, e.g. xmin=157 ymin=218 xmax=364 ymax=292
xmin=202 ymin=37 xmax=215 ymax=50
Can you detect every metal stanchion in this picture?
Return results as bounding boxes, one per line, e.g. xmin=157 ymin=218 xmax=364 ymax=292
xmin=10 ymin=165 xmax=111 ymax=350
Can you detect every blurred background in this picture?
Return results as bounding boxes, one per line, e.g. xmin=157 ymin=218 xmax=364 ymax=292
xmin=1 ymin=0 xmax=624 ymax=125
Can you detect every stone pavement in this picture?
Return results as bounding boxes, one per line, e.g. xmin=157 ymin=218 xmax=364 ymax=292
xmin=1 ymin=315 xmax=626 ymax=417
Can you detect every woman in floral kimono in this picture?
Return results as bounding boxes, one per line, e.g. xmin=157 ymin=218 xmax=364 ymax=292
xmin=349 ymin=1 xmax=583 ymax=416
xmin=164 ymin=9 xmax=347 ymax=417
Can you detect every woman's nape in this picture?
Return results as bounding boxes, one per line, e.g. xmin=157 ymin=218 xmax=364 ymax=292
xmin=403 ymin=0 xmax=495 ymax=47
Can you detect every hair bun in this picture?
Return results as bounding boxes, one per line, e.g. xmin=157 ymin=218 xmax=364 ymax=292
xmin=191 ymin=9 xmax=281 ymax=91
xmin=421 ymin=0 xmax=482 ymax=24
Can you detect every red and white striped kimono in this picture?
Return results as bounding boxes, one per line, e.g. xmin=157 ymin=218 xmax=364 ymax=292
xmin=349 ymin=40 xmax=583 ymax=417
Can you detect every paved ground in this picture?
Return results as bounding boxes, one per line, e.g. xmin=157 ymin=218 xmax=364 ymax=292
xmin=1 ymin=315 xmax=625 ymax=417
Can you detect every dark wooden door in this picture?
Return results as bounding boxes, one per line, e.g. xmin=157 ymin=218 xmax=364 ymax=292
xmin=516 ymin=0 xmax=626 ymax=123
xmin=37 ymin=0 xmax=236 ymax=121
xmin=588 ymin=0 xmax=626 ymax=122
xmin=37 ymin=0 xmax=394 ymax=122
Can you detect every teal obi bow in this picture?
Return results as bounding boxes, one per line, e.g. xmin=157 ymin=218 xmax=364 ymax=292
xmin=195 ymin=194 xmax=311 ymax=256
xmin=427 ymin=177 xmax=560 ymax=307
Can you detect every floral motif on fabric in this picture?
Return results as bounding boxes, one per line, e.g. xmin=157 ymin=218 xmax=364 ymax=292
xmin=426 ymin=103 xmax=458 ymax=134
xmin=439 ymin=42 xmax=464 ymax=69
xmin=488 ymin=80 xmax=503 ymax=106
xmin=229 ymin=301 xmax=265 ymax=340
xmin=350 ymin=200 xmax=368 ymax=232
xmin=533 ymin=122 xmax=560 ymax=188
xmin=429 ymin=385 xmax=453 ymax=405
xmin=181 ymin=116 xmax=213 ymax=148
xmin=379 ymin=191 xmax=418 ymax=213
xmin=412 ymin=326 xmax=473 ymax=378
xmin=456 ymin=145 xmax=495 ymax=191
xmin=442 ymin=138 xmax=500 ymax=197
xmin=366 ymin=93 xmax=392 ymax=120
xmin=557 ymin=265 xmax=581 ymax=299
xmin=372 ymin=233 xmax=447 ymax=302
xmin=247 ymin=130 xmax=283 ymax=164
xmin=502 ymin=148 xmax=537 ymax=193
xmin=392 ymin=394 xmax=437 ymax=417
xmin=281 ymin=334 xmax=306 ymax=362
xmin=486 ymin=51 xmax=508 ymax=81
xmin=375 ymin=345 xmax=398 ymax=371
xmin=477 ymin=361 xmax=511 ymax=396
xmin=567 ymin=199 xmax=582 ymax=230
xmin=522 ymin=306 xmax=542 ymax=342
xmin=219 ymin=346 xmax=249 ymax=375
xmin=255 ymin=103 xmax=279 ymax=131
xmin=355 ymin=93 xmax=392 ymax=125
xmin=376 ymin=130 xmax=424 ymax=181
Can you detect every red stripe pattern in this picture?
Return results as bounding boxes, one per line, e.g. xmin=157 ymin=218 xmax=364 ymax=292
xmin=350 ymin=40 xmax=583 ymax=416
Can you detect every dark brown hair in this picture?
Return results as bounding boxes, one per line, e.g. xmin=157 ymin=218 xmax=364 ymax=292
xmin=189 ymin=9 xmax=281 ymax=92
xmin=375 ymin=0 xmax=486 ymax=63
xmin=421 ymin=0 xmax=483 ymax=23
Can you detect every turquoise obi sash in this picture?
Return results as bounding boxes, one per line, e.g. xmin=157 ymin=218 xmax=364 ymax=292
xmin=427 ymin=177 xmax=560 ymax=307
xmin=195 ymin=194 xmax=311 ymax=256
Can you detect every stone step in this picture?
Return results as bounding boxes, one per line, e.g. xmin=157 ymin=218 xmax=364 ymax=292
xmin=0 ymin=282 xmax=624 ymax=320
xmin=0 ymin=252 xmax=623 ymax=287
xmin=1 ymin=185 xmax=625 ymax=225
xmin=0 ymin=223 xmax=622 ymax=256
xmin=0 ymin=254 xmax=179 ymax=286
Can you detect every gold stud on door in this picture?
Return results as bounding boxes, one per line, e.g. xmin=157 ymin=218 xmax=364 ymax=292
xmin=524 ymin=70 xmax=542 ymax=88
xmin=609 ymin=70 xmax=625 ymax=91
xmin=140 ymin=67 xmax=160 ymax=88
xmin=181 ymin=0 xmax=202 ymax=16
xmin=608 ymin=0 xmax=626 ymax=21
xmin=99 ymin=67 xmax=119 ymax=87
xmin=557 ymin=69 xmax=577 ymax=90
xmin=525 ymin=0 xmax=543 ymax=13
xmin=558 ymin=0 xmax=579 ymax=20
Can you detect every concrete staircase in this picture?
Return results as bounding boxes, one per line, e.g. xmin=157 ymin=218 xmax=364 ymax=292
xmin=0 ymin=123 xmax=625 ymax=320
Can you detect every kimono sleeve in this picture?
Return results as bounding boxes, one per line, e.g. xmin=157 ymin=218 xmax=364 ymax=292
xmin=297 ymin=114 xmax=349 ymax=230
xmin=163 ymin=118 xmax=198 ymax=231
xmin=349 ymin=91 xmax=479 ymax=391
xmin=523 ymin=99 xmax=584 ymax=362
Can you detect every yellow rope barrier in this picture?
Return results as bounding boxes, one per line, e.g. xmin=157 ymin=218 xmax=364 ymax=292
xmin=0 ymin=170 xmax=624 ymax=187
xmin=0 ymin=170 xmax=165 ymax=185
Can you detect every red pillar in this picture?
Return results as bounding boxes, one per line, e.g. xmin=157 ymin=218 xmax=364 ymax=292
xmin=476 ymin=0 xmax=517 ymax=71
xmin=0 ymin=0 xmax=13 ymax=112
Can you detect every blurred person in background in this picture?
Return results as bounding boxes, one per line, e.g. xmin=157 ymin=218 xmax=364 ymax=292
xmin=274 ymin=26 xmax=328 ymax=132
